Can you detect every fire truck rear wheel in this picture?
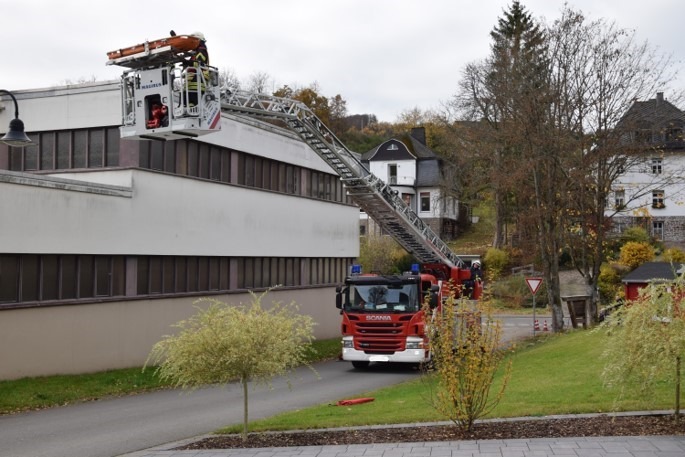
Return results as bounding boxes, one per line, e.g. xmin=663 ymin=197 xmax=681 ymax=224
xmin=351 ymin=361 xmax=370 ymax=369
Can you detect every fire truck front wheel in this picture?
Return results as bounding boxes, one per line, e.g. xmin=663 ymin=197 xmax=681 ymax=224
xmin=351 ymin=361 xmax=370 ymax=369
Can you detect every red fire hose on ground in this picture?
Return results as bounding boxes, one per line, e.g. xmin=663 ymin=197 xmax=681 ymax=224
xmin=335 ymin=397 xmax=375 ymax=406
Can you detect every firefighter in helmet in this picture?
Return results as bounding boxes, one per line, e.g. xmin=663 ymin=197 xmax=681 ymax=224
xmin=185 ymin=32 xmax=210 ymax=108
xmin=464 ymin=260 xmax=483 ymax=298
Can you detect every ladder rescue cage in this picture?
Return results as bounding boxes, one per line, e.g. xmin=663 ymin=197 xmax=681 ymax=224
xmin=107 ymin=35 xmax=221 ymax=141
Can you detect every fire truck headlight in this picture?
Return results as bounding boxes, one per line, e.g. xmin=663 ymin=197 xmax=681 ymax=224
xmin=342 ymin=339 xmax=354 ymax=348
xmin=405 ymin=341 xmax=424 ymax=349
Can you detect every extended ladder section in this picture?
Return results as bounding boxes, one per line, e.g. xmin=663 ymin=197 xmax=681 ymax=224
xmin=221 ymin=91 xmax=463 ymax=268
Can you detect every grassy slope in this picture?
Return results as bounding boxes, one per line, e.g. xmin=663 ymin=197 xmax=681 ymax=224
xmin=219 ymin=330 xmax=674 ymax=433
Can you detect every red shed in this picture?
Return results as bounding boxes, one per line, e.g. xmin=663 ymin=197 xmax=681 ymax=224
xmin=621 ymin=262 xmax=685 ymax=301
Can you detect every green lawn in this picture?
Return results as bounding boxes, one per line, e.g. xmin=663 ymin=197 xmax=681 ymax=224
xmin=218 ymin=330 xmax=675 ymax=433
xmin=2 ymin=329 xmax=674 ymax=435
xmin=0 ymin=337 xmax=342 ymax=415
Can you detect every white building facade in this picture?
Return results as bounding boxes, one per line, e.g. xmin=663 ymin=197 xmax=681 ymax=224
xmin=360 ymin=128 xmax=465 ymax=240
xmin=610 ymin=93 xmax=685 ymax=244
xmin=0 ymin=82 xmax=359 ymax=380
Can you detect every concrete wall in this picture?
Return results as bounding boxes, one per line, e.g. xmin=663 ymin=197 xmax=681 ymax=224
xmin=0 ymin=286 xmax=341 ymax=380
xmin=0 ymin=169 xmax=359 ymax=257
xmin=0 ymin=168 xmax=357 ymax=257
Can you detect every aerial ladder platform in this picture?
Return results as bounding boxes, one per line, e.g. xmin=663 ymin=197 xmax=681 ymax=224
xmin=106 ymin=34 xmax=222 ymax=141
xmin=221 ymin=90 xmax=464 ymax=268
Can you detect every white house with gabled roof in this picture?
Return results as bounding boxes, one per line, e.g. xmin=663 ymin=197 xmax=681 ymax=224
xmin=359 ymin=127 xmax=468 ymax=241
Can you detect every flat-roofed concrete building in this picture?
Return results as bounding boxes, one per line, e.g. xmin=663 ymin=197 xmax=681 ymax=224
xmin=0 ymin=82 xmax=358 ymax=380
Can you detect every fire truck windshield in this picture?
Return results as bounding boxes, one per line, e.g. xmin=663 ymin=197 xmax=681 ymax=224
xmin=346 ymin=283 xmax=419 ymax=313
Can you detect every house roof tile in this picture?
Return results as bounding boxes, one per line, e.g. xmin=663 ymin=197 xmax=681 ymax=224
xmin=621 ymin=261 xmax=685 ymax=283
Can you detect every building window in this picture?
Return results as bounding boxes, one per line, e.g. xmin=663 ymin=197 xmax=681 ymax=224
xmin=651 ymin=158 xmax=662 ymax=174
xmin=420 ymin=192 xmax=431 ymax=212
xmin=402 ymin=193 xmax=412 ymax=208
xmin=9 ymin=127 xmax=120 ymax=171
xmin=388 ymin=164 xmax=397 ymax=184
xmin=0 ymin=254 xmax=126 ymax=305
xmin=652 ymin=221 xmax=664 ymax=240
xmin=652 ymin=190 xmax=665 ymax=209
xmin=614 ymin=189 xmax=625 ymax=209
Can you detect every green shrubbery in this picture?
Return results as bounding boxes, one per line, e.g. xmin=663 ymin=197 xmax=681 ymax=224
xmin=488 ymin=274 xmax=547 ymax=309
xmin=663 ymin=247 xmax=685 ymax=263
xmin=597 ymin=263 xmax=627 ymax=305
xmin=618 ymin=241 xmax=655 ymax=270
xmin=483 ymin=247 xmax=509 ymax=280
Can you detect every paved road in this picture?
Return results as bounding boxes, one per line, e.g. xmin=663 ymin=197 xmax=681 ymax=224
xmin=500 ymin=313 xmax=554 ymax=342
xmin=0 ymin=361 xmax=420 ymax=457
xmin=0 ymin=313 xmax=542 ymax=457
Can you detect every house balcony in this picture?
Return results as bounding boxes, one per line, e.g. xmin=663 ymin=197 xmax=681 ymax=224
xmin=388 ymin=176 xmax=415 ymax=186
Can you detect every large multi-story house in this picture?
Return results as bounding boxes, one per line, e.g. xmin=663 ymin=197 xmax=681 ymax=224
xmin=610 ymin=92 xmax=685 ymax=244
xmin=359 ymin=127 xmax=469 ymax=241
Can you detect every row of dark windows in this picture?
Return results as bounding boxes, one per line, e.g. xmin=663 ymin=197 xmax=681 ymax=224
xmin=7 ymin=126 xmax=351 ymax=205
xmin=0 ymin=254 xmax=125 ymax=304
xmin=8 ymin=129 xmax=120 ymax=170
xmin=0 ymin=254 xmax=354 ymax=307
xmin=139 ymin=139 xmax=349 ymax=202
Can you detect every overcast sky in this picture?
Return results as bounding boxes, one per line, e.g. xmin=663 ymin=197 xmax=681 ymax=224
xmin=3 ymin=0 xmax=683 ymax=122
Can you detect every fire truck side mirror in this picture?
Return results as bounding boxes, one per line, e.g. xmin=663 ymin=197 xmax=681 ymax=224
xmin=430 ymin=284 xmax=440 ymax=309
xmin=335 ymin=285 xmax=344 ymax=309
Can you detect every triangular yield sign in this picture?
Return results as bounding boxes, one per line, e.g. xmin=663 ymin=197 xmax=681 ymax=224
xmin=525 ymin=277 xmax=543 ymax=295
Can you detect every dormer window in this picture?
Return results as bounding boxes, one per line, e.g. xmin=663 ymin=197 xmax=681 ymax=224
xmin=387 ymin=144 xmax=399 ymax=151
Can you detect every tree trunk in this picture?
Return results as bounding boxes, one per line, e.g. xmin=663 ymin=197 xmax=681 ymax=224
xmin=242 ymin=377 xmax=249 ymax=442
xmin=544 ymin=254 xmax=564 ymax=332
xmin=586 ymin=275 xmax=599 ymax=325
xmin=676 ymin=356 xmax=681 ymax=424
xmin=493 ymin=191 xmax=506 ymax=248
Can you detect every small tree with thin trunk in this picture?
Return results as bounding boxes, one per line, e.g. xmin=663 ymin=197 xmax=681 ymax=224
xmin=601 ymin=274 xmax=685 ymax=422
xmin=146 ymin=291 xmax=316 ymax=441
xmin=423 ymin=289 xmax=512 ymax=431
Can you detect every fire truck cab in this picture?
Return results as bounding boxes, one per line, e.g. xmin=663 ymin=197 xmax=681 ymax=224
xmin=335 ymin=265 xmax=441 ymax=368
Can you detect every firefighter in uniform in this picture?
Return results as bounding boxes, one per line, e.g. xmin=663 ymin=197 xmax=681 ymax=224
xmin=185 ymin=32 xmax=210 ymax=108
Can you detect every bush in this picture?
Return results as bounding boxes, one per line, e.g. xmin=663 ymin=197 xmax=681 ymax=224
xmin=483 ymin=248 xmax=509 ymax=281
xmin=597 ymin=263 xmax=624 ymax=305
xmin=488 ymin=275 xmax=546 ymax=309
xmin=663 ymin=248 xmax=685 ymax=263
xmin=620 ymin=226 xmax=651 ymax=244
xmin=359 ymin=235 xmax=409 ymax=274
xmin=619 ymin=241 xmax=655 ymax=270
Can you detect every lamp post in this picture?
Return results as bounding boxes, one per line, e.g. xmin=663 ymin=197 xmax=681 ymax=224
xmin=0 ymin=89 xmax=33 ymax=147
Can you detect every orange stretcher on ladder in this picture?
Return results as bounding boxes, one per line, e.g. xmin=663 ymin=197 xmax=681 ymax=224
xmin=106 ymin=35 xmax=200 ymax=61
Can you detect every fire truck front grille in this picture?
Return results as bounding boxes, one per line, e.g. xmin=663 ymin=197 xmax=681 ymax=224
xmin=353 ymin=322 xmax=406 ymax=354
xmin=355 ymin=322 xmax=403 ymax=334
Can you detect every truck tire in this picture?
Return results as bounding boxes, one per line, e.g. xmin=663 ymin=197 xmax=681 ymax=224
xmin=351 ymin=361 xmax=370 ymax=369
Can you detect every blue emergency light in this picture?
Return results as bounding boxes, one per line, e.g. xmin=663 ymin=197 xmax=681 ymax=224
xmin=411 ymin=263 xmax=420 ymax=274
xmin=350 ymin=264 xmax=363 ymax=275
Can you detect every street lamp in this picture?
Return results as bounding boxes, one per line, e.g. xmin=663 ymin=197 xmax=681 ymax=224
xmin=0 ymin=89 xmax=33 ymax=147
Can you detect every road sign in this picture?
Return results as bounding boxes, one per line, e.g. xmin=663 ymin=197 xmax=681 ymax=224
xmin=525 ymin=277 xmax=543 ymax=295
